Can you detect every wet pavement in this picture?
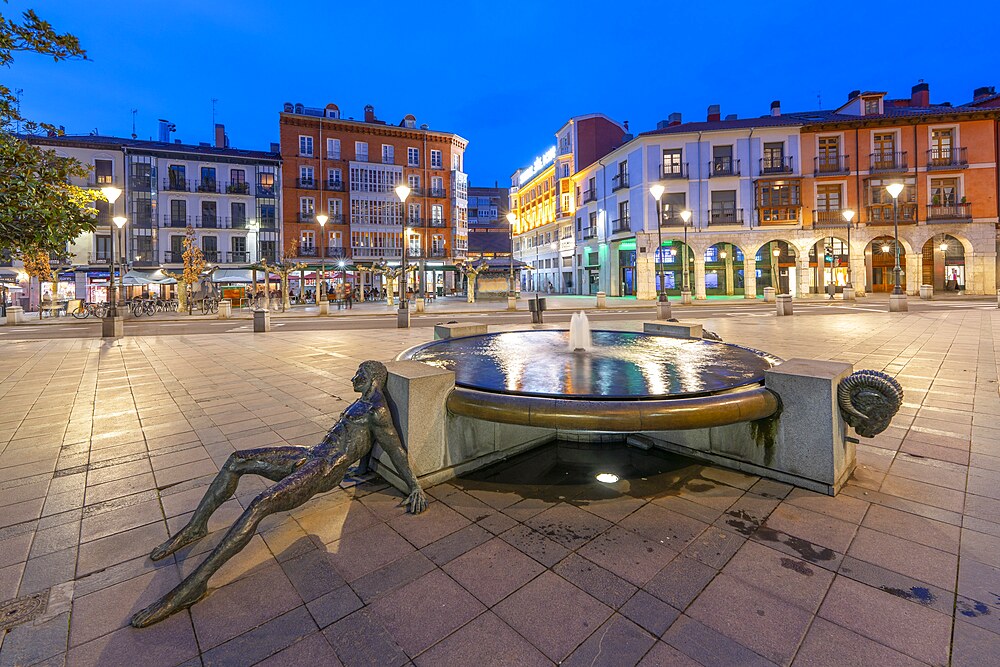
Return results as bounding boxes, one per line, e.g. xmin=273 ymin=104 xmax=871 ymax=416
xmin=0 ymin=306 xmax=997 ymax=665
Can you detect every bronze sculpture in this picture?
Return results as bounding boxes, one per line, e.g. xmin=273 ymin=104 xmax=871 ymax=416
xmin=131 ymin=360 xmax=426 ymax=628
xmin=837 ymin=369 xmax=904 ymax=437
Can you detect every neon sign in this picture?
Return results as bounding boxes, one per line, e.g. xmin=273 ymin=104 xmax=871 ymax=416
xmin=517 ymin=146 xmax=557 ymax=186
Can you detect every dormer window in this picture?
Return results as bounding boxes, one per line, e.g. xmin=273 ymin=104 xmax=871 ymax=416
xmin=864 ymin=98 xmax=880 ymax=115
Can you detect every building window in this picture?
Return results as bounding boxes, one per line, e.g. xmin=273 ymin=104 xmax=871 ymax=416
xmin=864 ymin=98 xmax=880 ymax=115
xmin=711 ymin=145 xmax=734 ymax=175
xmin=327 ymin=138 xmax=340 ymax=159
xmin=873 ymin=132 xmax=896 ymax=168
xmin=355 ymin=141 xmax=368 ymax=161
xmin=230 ymin=168 xmax=246 ymax=185
xmin=663 ymin=192 xmax=685 ymax=223
xmin=431 ymin=204 xmax=444 ymax=224
xmin=328 ymin=168 xmax=342 ymax=186
xmin=930 ymin=128 xmax=954 ymax=164
xmin=662 ymin=149 xmax=683 ymax=177
xmin=762 ymin=142 xmax=784 ymax=172
xmin=816 ymin=184 xmax=842 ymax=211
xmin=930 ymin=178 xmax=958 ymax=206
xmin=299 ymin=197 xmax=315 ymax=216
xmin=230 ymin=202 xmax=246 ymax=227
xmin=301 ymin=230 xmax=315 ymax=250
xmin=711 ymin=190 xmax=738 ymax=223
xmin=170 ymin=199 xmax=186 ymax=225
xmin=382 ymin=144 xmax=394 ymax=165
xmin=299 ymin=166 xmax=314 ymax=185
xmin=431 ymin=150 xmax=443 ymax=169
xmin=257 ymin=171 xmax=275 ymax=196
xmin=93 ymin=159 xmax=113 ymax=184
xmin=328 ymin=199 xmax=342 ymax=216
xmin=168 ymin=164 xmax=186 ymax=189
xmin=408 ymin=203 xmax=421 ymax=223
xmin=817 ymin=137 xmax=840 ymax=172
xmin=452 ymin=153 xmax=461 ymax=170
xmin=299 ymin=135 xmax=314 ymax=156
xmin=756 ymin=181 xmax=800 ymax=222
xmin=617 ymin=200 xmax=629 ymax=228
xmin=431 ymin=176 xmax=443 ymax=195
xmin=407 ymin=147 xmax=419 ymax=166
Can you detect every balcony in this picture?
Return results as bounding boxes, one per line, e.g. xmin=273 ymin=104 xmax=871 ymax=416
xmin=865 ymin=204 xmax=917 ymax=224
xmin=295 ymin=178 xmax=317 ymax=189
xmin=406 ymin=217 xmax=425 ymax=228
xmin=661 ymin=213 xmax=688 ymax=227
xmin=611 ymin=217 xmax=631 ymax=233
xmin=196 ymin=215 xmax=219 ymax=229
xmin=131 ymin=256 xmax=158 ymax=267
xmin=428 ymin=218 xmax=446 ymax=228
xmin=582 ymin=227 xmax=597 ymax=239
xmin=324 ymin=180 xmax=345 ymax=192
xmin=812 ymin=209 xmax=852 ymax=228
xmin=927 ymin=202 xmax=972 ymax=222
xmin=259 ymin=251 xmax=277 ymax=263
xmin=582 ymin=189 xmax=598 ymax=204
xmin=869 ymin=151 xmax=908 ymax=174
xmin=326 ymin=152 xmax=342 ymax=161
xmin=163 ymin=215 xmax=191 ymax=228
xmin=88 ymin=252 xmax=111 ymax=264
xmin=325 ymin=214 xmax=345 ymax=225
xmin=164 ymin=251 xmax=185 ymax=263
xmin=87 ymin=176 xmax=115 ymax=188
xmin=228 ymin=217 xmax=248 ymax=229
xmin=814 ymin=155 xmax=850 ymax=175
xmin=297 ymin=213 xmax=316 ymax=223
xmin=611 ymin=173 xmax=630 ymax=191
xmin=228 ymin=251 xmax=250 ymax=263
xmin=131 ymin=215 xmax=154 ymax=228
xmin=202 ymin=251 xmax=221 ymax=263
xmin=428 ymin=187 xmax=447 ymax=198
xmin=356 ymin=154 xmax=370 ymax=163
xmin=352 ymin=247 xmax=401 ymax=260
xmin=256 ymin=184 xmax=276 ymax=197
xmin=325 ymin=247 xmax=347 ymax=259
xmin=163 ymin=178 xmax=191 ymax=192
xmin=760 ymin=156 xmax=793 ymax=175
xmin=298 ymin=246 xmax=318 ymax=257
xmin=129 ymin=175 xmax=153 ymax=189
xmin=226 ymin=182 xmax=251 ymax=195
xmin=709 ymin=158 xmax=739 ymax=177
xmin=758 ymin=207 xmax=800 ymax=225
xmin=927 ymin=147 xmax=968 ymax=170
xmin=661 ymin=163 xmax=687 ymax=179
xmin=709 ymin=208 xmax=744 ymax=226
xmin=429 ymin=248 xmax=447 ymax=258
xmin=407 ymin=186 xmax=424 ymax=197
xmin=382 ymin=156 xmax=396 ymax=165
xmin=258 ymin=217 xmax=277 ymax=230
xmin=196 ymin=180 xmax=219 ymax=194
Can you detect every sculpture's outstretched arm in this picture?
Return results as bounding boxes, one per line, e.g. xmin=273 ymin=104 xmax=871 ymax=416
xmin=371 ymin=405 xmax=427 ymax=514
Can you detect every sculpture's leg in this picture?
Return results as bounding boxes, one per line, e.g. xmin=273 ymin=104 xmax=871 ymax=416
xmin=150 ymin=446 xmax=309 ymax=561
xmin=132 ymin=454 xmax=350 ymax=628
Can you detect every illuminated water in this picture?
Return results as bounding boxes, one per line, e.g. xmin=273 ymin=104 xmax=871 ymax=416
xmin=567 ymin=312 xmax=592 ymax=352
xmin=404 ymin=330 xmax=779 ymax=399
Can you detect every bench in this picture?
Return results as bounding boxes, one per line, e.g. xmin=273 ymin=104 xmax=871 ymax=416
xmin=433 ymin=322 xmax=488 ymax=340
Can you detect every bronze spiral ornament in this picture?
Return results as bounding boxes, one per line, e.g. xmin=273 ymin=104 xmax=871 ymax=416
xmin=837 ymin=370 xmax=904 ymax=437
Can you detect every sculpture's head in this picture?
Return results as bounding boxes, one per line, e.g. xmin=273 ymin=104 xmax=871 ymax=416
xmin=837 ymin=370 xmax=904 ymax=438
xmin=353 ymin=360 xmax=388 ymax=395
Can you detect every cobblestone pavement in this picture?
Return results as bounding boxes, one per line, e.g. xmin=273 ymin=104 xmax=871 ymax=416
xmin=0 ymin=308 xmax=997 ymax=666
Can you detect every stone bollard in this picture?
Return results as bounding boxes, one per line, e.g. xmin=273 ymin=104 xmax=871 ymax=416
xmin=5 ymin=305 xmax=24 ymax=325
xmin=763 ymin=287 xmax=776 ymax=303
xmin=997 ymin=289 xmax=1000 ymax=309
xmin=507 ymin=295 xmax=517 ymax=311
xmin=681 ymin=290 xmax=693 ymax=305
xmin=218 ymin=300 xmax=232 ymax=319
xmin=397 ymin=307 xmax=410 ymax=328
xmin=889 ymin=293 xmax=908 ymax=312
xmin=656 ymin=298 xmax=672 ymax=320
xmin=919 ymin=284 xmax=933 ymax=301
xmin=842 ymin=287 xmax=856 ymax=302
xmin=596 ymin=291 xmax=606 ymax=308
xmin=318 ymin=300 xmax=329 ymax=316
xmin=415 ymin=298 xmax=425 ymax=313
xmin=776 ymin=294 xmax=793 ymax=316
xmin=253 ymin=308 xmax=270 ymax=332
xmin=101 ymin=314 xmax=123 ymax=338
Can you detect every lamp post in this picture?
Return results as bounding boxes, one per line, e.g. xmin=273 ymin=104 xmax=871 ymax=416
xmin=316 ymin=214 xmax=328 ymax=303
xmin=101 ymin=186 xmax=122 ymax=319
xmin=394 ymin=184 xmax=411 ymax=327
xmin=506 ymin=212 xmax=517 ymax=309
xmin=885 ymin=182 xmax=905 ymax=310
xmin=649 ymin=185 xmax=671 ymax=318
xmin=843 ymin=209 xmax=856 ymax=296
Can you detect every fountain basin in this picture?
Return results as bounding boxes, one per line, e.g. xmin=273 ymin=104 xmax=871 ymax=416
xmin=398 ymin=330 xmax=782 ymax=431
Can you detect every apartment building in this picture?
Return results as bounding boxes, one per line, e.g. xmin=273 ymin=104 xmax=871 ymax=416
xmin=26 ymin=125 xmax=281 ymax=301
xmin=572 ymin=83 xmax=999 ymax=300
xmin=279 ymin=103 xmax=468 ymax=294
xmin=466 ymin=184 xmax=511 ymax=260
xmin=510 ymin=114 xmax=626 ymax=293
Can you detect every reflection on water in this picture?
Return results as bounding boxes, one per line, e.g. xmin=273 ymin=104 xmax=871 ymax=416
xmin=407 ymin=330 xmax=778 ymax=399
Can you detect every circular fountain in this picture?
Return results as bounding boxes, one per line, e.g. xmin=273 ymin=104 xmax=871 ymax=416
xmin=398 ymin=322 xmax=783 ymax=432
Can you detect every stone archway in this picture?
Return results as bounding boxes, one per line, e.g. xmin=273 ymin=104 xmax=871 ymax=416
xmin=866 ymin=235 xmax=912 ymax=293
xmin=704 ymin=241 xmax=747 ymax=296
xmin=809 ymin=235 xmax=850 ymax=296
xmin=648 ymin=236 xmax=697 ymax=297
xmin=920 ymin=233 xmax=968 ymax=293
xmin=747 ymin=239 xmax=798 ymax=296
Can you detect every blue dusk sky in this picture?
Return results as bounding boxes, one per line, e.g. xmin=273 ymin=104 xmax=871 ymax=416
xmin=7 ymin=0 xmax=998 ymax=185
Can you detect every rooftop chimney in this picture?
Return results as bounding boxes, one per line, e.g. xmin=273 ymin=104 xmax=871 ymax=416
xmin=270 ymin=142 xmax=280 ymax=153
xmin=848 ymin=90 xmax=861 ymax=101
xmin=911 ymin=81 xmax=930 ymax=107
xmin=707 ymin=105 xmax=721 ymax=122
xmin=974 ymin=86 xmax=996 ymax=100
xmin=214 ymin=123 xmax=227 ymax=148
xmin=725 ymin=114 xmax=738 ymax=121
xmin=668 ymin=112 xmax=682 ymax=126
xmin=364 ymin=105 xmax=375 ymax=123
xmin=158 ymin=119 xmax=175 ymax=143
xmin=770 ymin=100 xmax=781 ymax=116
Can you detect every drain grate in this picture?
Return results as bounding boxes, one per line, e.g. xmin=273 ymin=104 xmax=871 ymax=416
xmin=0 ymin=589 xmax=49 ymax=632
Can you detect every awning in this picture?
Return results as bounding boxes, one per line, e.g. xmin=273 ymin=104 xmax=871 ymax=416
xmin=0 ymin=268 xmax=22 ymax=285
xmin=122 ymin=269 xmax=177 ymax=286
xmin=211 ymin=269 xmax=255 ymax=284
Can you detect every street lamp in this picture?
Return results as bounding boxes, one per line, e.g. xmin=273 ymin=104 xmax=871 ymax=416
xmin=885 ymin=182 xmax=904 ymax=296
xmin=679 ymin=209 xmax=692 ymax=293
xmin=649 ymin=185 xmax=667 ymax=303
xmin=316 ymin=213 xmax=328 ymax=302
xmin=394 ymin=184 xmax=411 ymax=326
xmin=843 ymin=209 xmax=855 ymax=288
xmin=506 ymin=212 xmax=517 ymax=297
xmin=101 ymin=186 xmax=122 ymax=318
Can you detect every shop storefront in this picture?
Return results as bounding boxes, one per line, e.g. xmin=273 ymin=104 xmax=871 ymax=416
xmin=616 ymin=239 xmax=636 ymax=297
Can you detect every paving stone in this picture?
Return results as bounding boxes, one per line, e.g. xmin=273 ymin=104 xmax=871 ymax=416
xmin=619 ymin=590 xmax=681 ymax=637
xmin=562 ymin=614 xmax=657 ymax=667
xmin=662 ymin=614 xmax=777 ymax=667
xmin=577 ymin=525 xmax=677 ymax=587
xmin=552 ymin=552 xmax=638 ymax=609
xmin=443 ymin=537 xmax=544 ymax=607
xmin=253 ymin=631 xmax=343 ymax=667
xmin=201 ymin=604 xmax=318 ymax=667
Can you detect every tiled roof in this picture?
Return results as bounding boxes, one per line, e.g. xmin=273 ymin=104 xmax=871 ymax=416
xmin=639 ymin=111 xmax=836 ymax=136
xmin=25 ymin=133 xmax=280 ymax=161
xmin=468 ymin=229 xmax=514 ymax=255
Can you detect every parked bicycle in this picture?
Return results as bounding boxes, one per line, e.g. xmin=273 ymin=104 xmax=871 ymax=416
xmin=71 ymin=301 xmax=108 ymax=319
xmin=199 ymin=296 xmax=219 ymax=315
xmin=130 ymin=298 xmax=156 ymax=317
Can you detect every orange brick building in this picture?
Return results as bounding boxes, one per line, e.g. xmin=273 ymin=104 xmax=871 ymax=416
xmin=279 ymin=103 xmax=468 ymax=294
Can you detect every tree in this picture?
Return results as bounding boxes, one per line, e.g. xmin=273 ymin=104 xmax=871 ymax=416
xmin=0 ymin=6 xmax=100 ymax=255
xmin=458 ymin=261 xmax=488 ymax=303
xmin=20 ymin=246 xmax=49 ymax=308
xmin=257 ymin=241 xmax=304 ymax=312
xmin=371 ymin=262 xmax=415 ymax=307
xmin=164 ymin=227 xmax=205 ymax=313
